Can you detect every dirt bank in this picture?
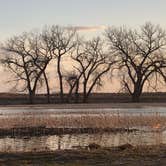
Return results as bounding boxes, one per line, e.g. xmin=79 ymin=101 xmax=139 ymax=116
xmin=0 ymin=144 xmax=165 ymax=166
xmin=1 ymin=102 xmax=166 ymax=110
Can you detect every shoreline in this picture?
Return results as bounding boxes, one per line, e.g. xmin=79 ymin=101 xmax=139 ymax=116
xmin=1 ymin=102 xmax=166 ymax=109
xmin=0 ymin=144 xmax=165 ymax=165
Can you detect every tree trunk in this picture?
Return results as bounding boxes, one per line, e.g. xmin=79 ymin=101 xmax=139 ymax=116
xmin=57 ymin=56 xmax=64 ymax=103
xmin=131 ymin=83 xmax=142 ymax=102
xmin=67 ymin=84 xmax=73 ymax=103
xmin=29 ymin=90 xmax=35 ymax=104
xmin=83 ymin=95 xmax=88 ymax=103
xmin=83 ymin=81 xmax=87 ymax=103
xmin=131 ymin=93 xmax=140 ymax=102
xmin=74 ymin=80 xmax=79 ymax=103
xmin=43 ymin=72 xmax=50 ymax=103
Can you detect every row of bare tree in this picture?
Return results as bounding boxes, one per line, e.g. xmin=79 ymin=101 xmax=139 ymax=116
xmin=1 ymin=22 xmax=166 ymax=103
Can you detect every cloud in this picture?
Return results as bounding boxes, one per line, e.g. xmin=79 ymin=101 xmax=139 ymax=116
xmin=72 ymin=26 xmax=106 ymax=32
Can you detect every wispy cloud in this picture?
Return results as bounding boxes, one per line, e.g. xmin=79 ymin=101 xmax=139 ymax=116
xmin=72 ymin=26 xmax=106 ymax=32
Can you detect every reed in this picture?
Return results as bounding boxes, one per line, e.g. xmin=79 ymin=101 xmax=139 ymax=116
xmin=0 ymin=112 xmax=165 ymax=131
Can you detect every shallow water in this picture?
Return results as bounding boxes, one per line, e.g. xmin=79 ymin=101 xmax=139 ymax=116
xmin=0 ymin=107 xmax=166 ymax=116
xmin=0 ymin=107 xmax=165 ymax=152
xmin=0 ymin=130 xmax=165 ymax=152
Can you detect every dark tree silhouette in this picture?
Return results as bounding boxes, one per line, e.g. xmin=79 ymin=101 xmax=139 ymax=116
xmin=72 ymin=37 xmax=116 ymax=102
xmin=2 ymin=32 xmax=52 ymax=103
xmin=106 ymin=23 xmax=166 ymax=102
xmin=65 ymin=71 xmax=80 ymax=103
xmin=43 ymin=25 xmax=77 ymax=103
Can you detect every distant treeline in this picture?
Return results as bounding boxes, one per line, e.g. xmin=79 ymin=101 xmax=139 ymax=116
xmin=0 ymin=93 xmax=166 ymax=105
xmin=1 ymin=22 xmax=166 ymax=104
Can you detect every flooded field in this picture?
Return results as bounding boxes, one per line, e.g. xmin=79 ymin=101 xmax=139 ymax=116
xmin=0 ymin=106 xmax=166 ymax=115
xmin=0 ymin=130 xmax=165 ymax=152
xmin=0 ymin=106 xmax=165 ymax=153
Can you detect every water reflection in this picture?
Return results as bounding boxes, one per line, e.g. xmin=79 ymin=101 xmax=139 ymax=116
xmin=0 ymin=130 xmax=165 ymax=152
xmin=0 ymin=107 xmax=166 ymax=115
xmin=0 ymin=107 xmax=165 ymax=153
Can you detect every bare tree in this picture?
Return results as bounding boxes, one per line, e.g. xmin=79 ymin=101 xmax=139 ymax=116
xmin=65 ymin=71 xmax=80 ymax=103
xmin=72 ymin=37 xmax=115 ymax=103
xmin=28 ymin=32 xmax=53 ymax=103
xmin=43 ymin=25 xmax=77 ymax=102
xmin=106 ymin=22 xmax=166 ymax=102
xmin=2 ymin=32 xmax=52 ymax=104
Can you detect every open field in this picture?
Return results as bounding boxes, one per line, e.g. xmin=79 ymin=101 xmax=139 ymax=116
xmin=0 ymin=145 xmax=165 ymax=166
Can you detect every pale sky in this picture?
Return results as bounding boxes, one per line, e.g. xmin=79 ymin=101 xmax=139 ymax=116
xmin=0 ymin=0 xmax=166 ymax=93
xmin=0 ymin=0 xmax=166 ymax=40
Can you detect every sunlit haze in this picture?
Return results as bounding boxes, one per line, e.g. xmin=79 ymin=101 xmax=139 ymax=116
xmin=0 ymin=0 xmax=166 ymax=92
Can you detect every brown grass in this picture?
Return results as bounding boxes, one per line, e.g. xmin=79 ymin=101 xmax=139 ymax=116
xmin=0 ymin=112 xmax=165 ymax=131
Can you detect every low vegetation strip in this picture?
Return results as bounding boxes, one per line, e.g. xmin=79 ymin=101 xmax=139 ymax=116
xmin=0 ymin=113 xmax=165 ymax=130
xmin=1 ymin=93 xmax=166 ymax=105
xmin=0 ymin=126 xmax=138 ymax=137
xmin=0 ymin=112 xmax=165 ymax=138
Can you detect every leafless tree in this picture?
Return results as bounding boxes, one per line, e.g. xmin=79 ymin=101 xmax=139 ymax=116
xmin=1 ymin=32 xmax=52 ymax=104
xmin=106 ymin=22 xmax=166 ymax=102
xmin=65 ymin=71 xmax=80 ymax=103
xmin=28 ymin=31 xmax=53 ymax=103
xmin=72 ymin=37 xmax=116 ymax=102
xmin=43 ymin=25 xmax=77 ymax=102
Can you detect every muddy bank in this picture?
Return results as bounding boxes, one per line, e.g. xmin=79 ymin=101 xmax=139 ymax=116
xmin=0 ymin=144 xmax=165 ymax=166
xmin=2 ymin=102 xmax=166 ymax=109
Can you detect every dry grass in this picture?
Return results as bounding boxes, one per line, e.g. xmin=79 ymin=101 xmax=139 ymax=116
xmin=0 ymin=112 xmax=165 ymax=131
